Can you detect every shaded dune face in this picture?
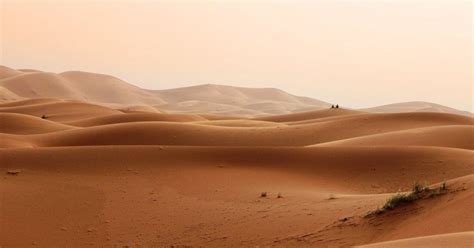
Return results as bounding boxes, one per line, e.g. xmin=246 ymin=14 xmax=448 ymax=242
xmin=0 ymin=69 xmax=473 ymax=247
xmin=313 ymin=125 xmax=474 ymax=150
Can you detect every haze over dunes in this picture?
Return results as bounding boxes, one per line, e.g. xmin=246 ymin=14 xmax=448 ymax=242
xmin=0 ymin=66 xmax=471 ymax=117
xmin=0 ymin=66 xmax=473 ymax=247
xmin=3 ymin=1 xmax=472 ymax=112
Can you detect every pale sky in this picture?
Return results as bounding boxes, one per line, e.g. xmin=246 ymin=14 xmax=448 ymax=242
xmin=0 ymin=0 xmax=472 ymax=111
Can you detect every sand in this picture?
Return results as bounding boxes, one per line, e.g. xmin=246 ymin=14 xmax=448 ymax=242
xmin=1 ymin=66 xmax=471 ymax=117
xmin=356 ymin=232 xmax=474 ymax=248
xmin=0 ymin=68 xmax=473 ymax=247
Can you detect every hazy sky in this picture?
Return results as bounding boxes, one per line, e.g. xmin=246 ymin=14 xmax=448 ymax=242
xmin=1 ymin=0 xmax=472 ymax=111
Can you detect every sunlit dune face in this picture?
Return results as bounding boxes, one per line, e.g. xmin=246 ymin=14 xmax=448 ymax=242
xmin=1 ymin=0 xmax=472 ymax=111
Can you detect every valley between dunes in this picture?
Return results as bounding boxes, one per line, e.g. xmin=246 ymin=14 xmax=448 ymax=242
xmin=1 ymin=97 xmax=473 ymax=248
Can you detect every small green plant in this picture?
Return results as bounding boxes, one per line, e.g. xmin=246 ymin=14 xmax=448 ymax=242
xmin=412 ymin=181 xmax=429 ymax=194
xmin=428 ymin=190 xmax=441 ymax=198
xmin=371 ymin=180 xmax=448 ymax=215
xmin=382 ymin=192 xmax=417 ymax=210
xmin=440 ymin=180 xmax=447 ymax=191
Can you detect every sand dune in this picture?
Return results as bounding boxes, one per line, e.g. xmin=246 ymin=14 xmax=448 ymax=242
xmin=314 ymin=125 xmax=474 ymax=150
xmin=152 ymin=84 xmax=330 ymax=115
xmin=0 ymin=70 xmax=164 ymax=106
xmin=154 ymin=83 xmax=328 ymax=107
xmin=1 ymin=145 xmax=472 ymax=247
xmin=0 ymin=113 xmax=75 ymax=134
xmin=0 ymin=65 xmax=23 ymax=79
xmin=0 ymin=134 xmax=36 ymax=148
xmin=0 ymin=100 xmax=122 ymax=122
xmin=256 ymin=108 xmax=364 ymax=122
xmin=119 ymin=105 xmax=161 ymax=113
xmin=0 ymin=98 xmax=61 ymax=108
xmin=1 ymin=66 xmax=470 ymax=117
xmin=357 ymin=232 xmax=474 ymax=248
xmin=195 ymin=119 xmax=286 ymax=127
xmin=66 ymin=112 xmax=207 ymax=127
xmin=4 ymin=111 xmax=465 ymax=148
xmin=1 ymin=146 xmax=472 ymax=193
xmin=155 ymin=100 xmax=255 ymax=116
xmin=364 ymin=101 xmax=473 ymax=117
xmin=58 ymin=71 xmax=165 ymax=105
xmin=279 ymin=175 xmax=474 ymax=247
xmin=0 ymin=66 xmax=331 ymax=115
xmin=0 ymin=66 xmax=473 ymax=247
xmin=0 ymin=87 xmax=22 ymax=102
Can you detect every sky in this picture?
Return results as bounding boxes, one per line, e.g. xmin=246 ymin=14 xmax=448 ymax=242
xmin=0 ymin=0 xmax=472 ymax=111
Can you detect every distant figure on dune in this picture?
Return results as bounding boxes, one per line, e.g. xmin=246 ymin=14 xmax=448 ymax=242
xmin=331 ymin=105 xmax=334 ymax=108
xmin=336 ymin=104 xmax=339 ymax=109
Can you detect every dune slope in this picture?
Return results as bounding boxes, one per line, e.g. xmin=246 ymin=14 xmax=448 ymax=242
xmin=357 ymin=232 xmax=474 ymax=248
xmin=314 ymin=125 xmax=474 ymax=150
xmin=1 ymin=146 xmax=472 ymax=247
xmin=0 ymin=113 xmax=75 ymax=134
xmin=13 ymin=111 xmax=470 ymax=147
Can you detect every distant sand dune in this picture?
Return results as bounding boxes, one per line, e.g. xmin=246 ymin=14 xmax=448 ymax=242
xmin=0 ymin=65 xmax=24 ymax=79
xmin=256 ymin=108 xmax=364 ymax=122
xmin=364 ymin=101 xmax=473 ymax=117
xmin=2 ymin=66 xmax=470 ymax=116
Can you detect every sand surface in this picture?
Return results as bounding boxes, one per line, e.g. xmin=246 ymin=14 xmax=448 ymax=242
xmin=0 ymin=95 xmax=472 ymax=247
xmin=0 ymin=65 xmax=473 ymax=247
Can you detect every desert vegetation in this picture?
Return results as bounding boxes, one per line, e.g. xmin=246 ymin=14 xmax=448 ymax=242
xmin=371 ymin=181 xmax=449 ymax=215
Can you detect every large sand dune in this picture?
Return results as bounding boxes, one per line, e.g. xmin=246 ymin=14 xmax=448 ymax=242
xmin=0 ymin=69 xmax=164 ymax=106
xmin=0 ymin=66 xmax=331 ymax=116
xmin=0 ymin=66 xmax=473 ymax=247
xmin=314 ymin=125 xmax=474 ymax=150
xmin=364 ymin=101 xmax=473 ymax=117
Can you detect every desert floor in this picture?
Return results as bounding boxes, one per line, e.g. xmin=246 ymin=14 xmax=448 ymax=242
xmin=0 ymin=98 xmax=473 ymax=247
